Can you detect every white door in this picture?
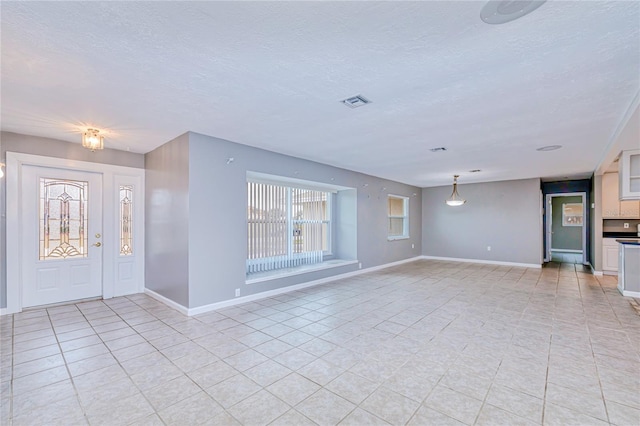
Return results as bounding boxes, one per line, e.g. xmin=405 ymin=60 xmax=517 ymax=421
xmin=21 ymin=166 xmax=103 ymax=307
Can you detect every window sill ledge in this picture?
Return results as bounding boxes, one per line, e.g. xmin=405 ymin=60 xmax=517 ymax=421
xmin=387 ymin=236 xmax=410 ymax=241
xmin=246 ymin=259 xmax=358 ymax=285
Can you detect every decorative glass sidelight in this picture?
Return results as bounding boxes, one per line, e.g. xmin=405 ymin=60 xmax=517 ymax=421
xmin=39 ymin=178 xmax=88 ymax=260
xmin=119 ymin=185 xmax=133 ymax=256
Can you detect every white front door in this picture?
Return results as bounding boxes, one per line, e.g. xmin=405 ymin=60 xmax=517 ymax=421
xmin=21 ymin=166 xmax=103 ymax=307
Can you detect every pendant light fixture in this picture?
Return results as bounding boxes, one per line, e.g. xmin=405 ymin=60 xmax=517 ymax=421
xmin=82 ymin=128 xmax=104 ymax=151
xmin=446 ymin=175 xmax=466 ymax=206
xmin=480 ymin=0 xmax=546 ymax=25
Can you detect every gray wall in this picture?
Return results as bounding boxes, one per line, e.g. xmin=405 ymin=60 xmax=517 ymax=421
xmin=0 ymin=132 xmax=144 ymax=309
xmin=422 ymin=178 xmax=542 ymax=265
xmin=150 ymin=132 xmax=422 ymax=309
xmin=551 ymin=196 xmax=583 ymax=251
xmin=144 ymin=134 xmax=190 ymax=307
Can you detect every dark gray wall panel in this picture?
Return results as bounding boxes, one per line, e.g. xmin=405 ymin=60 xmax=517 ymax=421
xmin=144 ymin=133 xmax=190 ymax=307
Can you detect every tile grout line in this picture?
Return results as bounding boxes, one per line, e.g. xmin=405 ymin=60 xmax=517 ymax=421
xmin=47 ymin=305 xmax=90 ymax=426
xmin=584 ymin=275 xmax=614 ymax=426
xmin=539 ymin=266 xmax=560 ymax=426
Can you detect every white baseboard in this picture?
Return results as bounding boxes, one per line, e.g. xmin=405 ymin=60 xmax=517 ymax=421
xmin=353 ymin=256 xmax=424 ymax=274
xmin=618 ymin=285 xmax=640 ymax=298
xmin=0 ymin=308 xmax=7 ymax=316
xmin=420 ymin=255 xmax=541 ymax=269
xmin=188 ymin=256 xmax=423 ymax=316
xmin=144 ymin=289 xmax=189 ymax=315
xmin=550 ymin=249 xmax=583 ymax=254
xmin=593 ymin=270 xmax=604 ymax=276
xmin=147 ymin=256 xmax=423 ymax=317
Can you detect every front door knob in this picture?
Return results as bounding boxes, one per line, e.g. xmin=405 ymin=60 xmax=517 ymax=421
xmin=92 ymin=242 xmax=102 ymax=247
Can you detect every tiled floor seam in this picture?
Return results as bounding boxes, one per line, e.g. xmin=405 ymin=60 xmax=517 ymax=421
xmin=586 ymin=276 xmax=614 ymax=426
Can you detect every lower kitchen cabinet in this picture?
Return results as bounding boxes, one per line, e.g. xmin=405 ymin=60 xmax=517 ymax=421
xmin=603 ymin=238 xmax=619 ymax=273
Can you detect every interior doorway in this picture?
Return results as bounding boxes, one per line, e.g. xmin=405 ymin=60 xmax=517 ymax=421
xmin=545 ymin=192 xmax=587 ymax=264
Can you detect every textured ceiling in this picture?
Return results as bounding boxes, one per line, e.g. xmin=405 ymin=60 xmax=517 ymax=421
xmin=1 ymin=1 xmax=639 ymax=187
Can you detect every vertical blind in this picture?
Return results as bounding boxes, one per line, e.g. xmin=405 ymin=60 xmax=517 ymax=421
xmin=247 ymin=181 xmax=328 ymax=275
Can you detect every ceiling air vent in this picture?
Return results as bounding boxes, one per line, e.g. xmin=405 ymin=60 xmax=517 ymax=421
xmin=342 ymin=95 xmax=371 ymax=108
xmin=536 ymin=145 xmax=562 ymax=152
xmin=429 ymin=147 xmax=447 ymax=152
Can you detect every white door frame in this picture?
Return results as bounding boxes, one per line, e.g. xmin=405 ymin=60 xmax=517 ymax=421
xmin=6 ymin=152 xmax=145 ymax=314
xmin=544 ymin=192 xmax=587 ymax=263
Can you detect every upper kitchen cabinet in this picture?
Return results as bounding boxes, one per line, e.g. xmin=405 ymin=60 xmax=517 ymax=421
xmin=620 ymin=149 xmax=640 ymax=200
xmin=603 ymin=172 xmax=640 ymax=218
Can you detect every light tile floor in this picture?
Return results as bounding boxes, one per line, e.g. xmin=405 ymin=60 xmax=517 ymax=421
xmin=1 ymin=259 xmax=639 ymax=425
xmin=550 ymin=251 xmax=583 ymax=264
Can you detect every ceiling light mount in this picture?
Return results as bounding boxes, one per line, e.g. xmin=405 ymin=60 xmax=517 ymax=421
xmin=480 ymin=0 xmax=546 ymax=25
xmin=446 ymin=175 xmax=466 ymax=207
xmin=82 ymin=128 xmax=104 ymax=151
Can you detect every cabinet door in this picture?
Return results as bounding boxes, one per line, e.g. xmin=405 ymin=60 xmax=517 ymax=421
xmin=602 ymin=173 xmax=620 ymax=218
xmin=620 ymin=150 xmax=640 ymax=200
xmin=603 ymin=245 xmax=619 ymax=271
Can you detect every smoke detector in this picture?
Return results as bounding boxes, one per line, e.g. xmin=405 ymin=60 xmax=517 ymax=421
xmin=341 ymin=95 xmax=371 ymax=108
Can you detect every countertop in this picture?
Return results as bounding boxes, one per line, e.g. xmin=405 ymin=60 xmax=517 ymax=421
xmin=616 ymin=239 xmax=640 ymax=246
xmin=603 ymin=232 xmax=640 ymax=238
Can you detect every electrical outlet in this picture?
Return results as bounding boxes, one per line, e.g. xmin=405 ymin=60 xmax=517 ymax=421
xmin=412 ymin=244 xmax=415 ymax=249
xmin=235 ymin=288 xmax=240 ymax=297
xmin=487 ymin=246 xmax=491 ymax=251
xmin=624 ymin=223 xmax=630 ymax=229
xmin=358 ymin=263 xmax=362 ymax=269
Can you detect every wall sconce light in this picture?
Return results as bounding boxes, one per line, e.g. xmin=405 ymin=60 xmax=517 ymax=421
xmin=82 ymin=129 xmax=104 ymax=151
xmin=0 ymin=162 xmax=4 ymax=178
xmin=446 ymin=175 xmax=466 ymax=206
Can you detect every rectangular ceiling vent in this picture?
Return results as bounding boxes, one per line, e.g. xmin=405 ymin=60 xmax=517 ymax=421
xmin=429 ymin=147 xmax=447 ymax=152
xmin=342 ymin=95 xmax=371 ymax=108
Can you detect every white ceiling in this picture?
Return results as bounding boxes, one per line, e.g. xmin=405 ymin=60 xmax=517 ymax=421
xmin=1 ymin=1 xmax=639 ymax=187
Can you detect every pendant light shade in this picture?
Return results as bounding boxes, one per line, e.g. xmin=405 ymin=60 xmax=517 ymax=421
xmin=82 ymin=129 xmax=104 ymax=151
xmin=446 ymin=175 xmax=466 ymax=206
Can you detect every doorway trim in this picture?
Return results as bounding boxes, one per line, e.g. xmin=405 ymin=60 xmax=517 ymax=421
xmin=6 ymin=152 xmax=145 ymax=314
xmin=544 ymin=192 xmax=587 ymax=263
